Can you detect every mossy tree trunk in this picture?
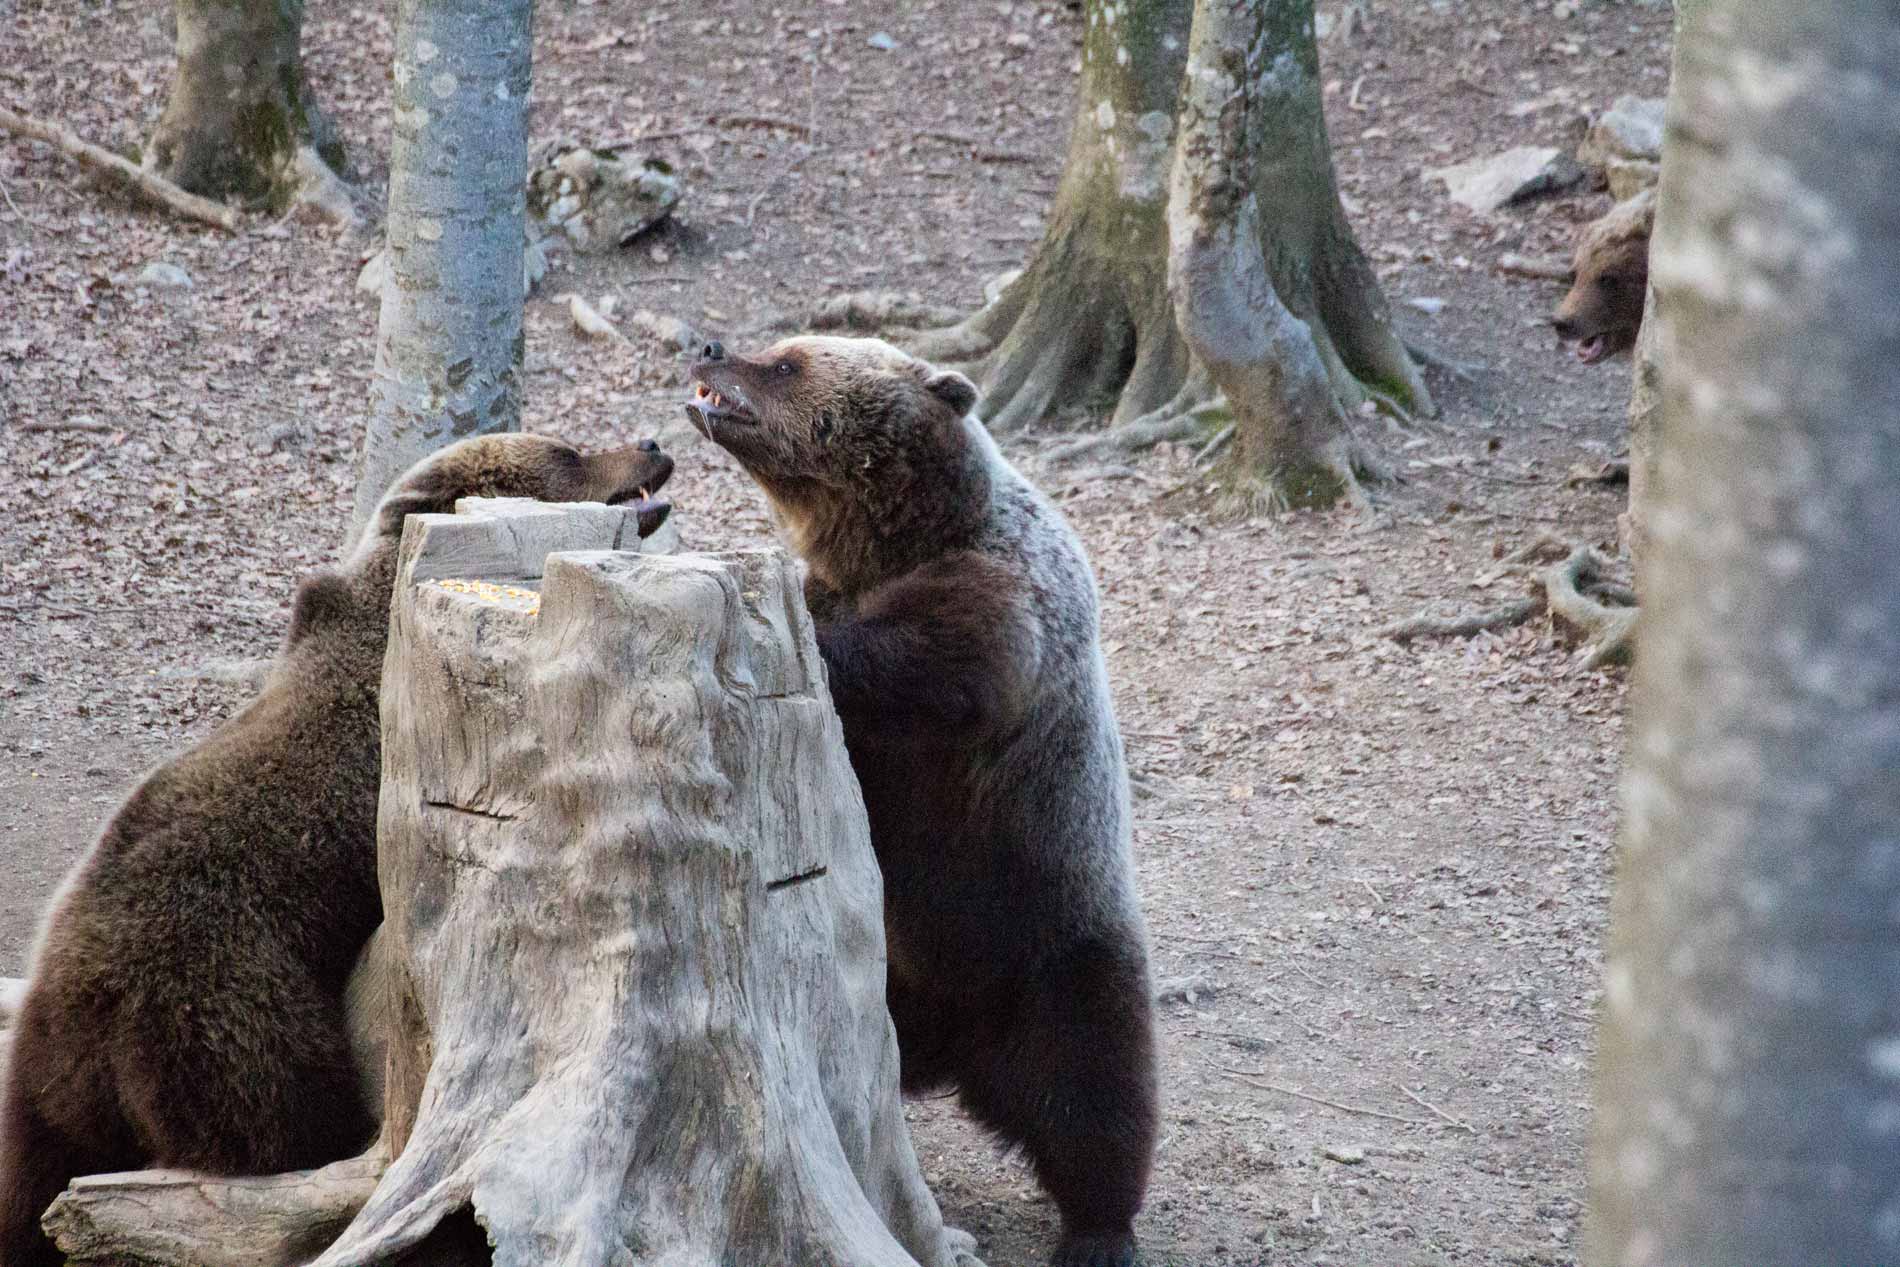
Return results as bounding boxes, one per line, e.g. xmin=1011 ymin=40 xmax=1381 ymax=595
xmin=1588 ymin=0 xmax=1900 ymax=1262
xmin=347 ymin=0 xmax=532 ymax=541
xmin=923 ymin=0 xmax=1428 ymax=509
xmin=1166 ymin=0 xmax=1416 ymax=509
xmin=147 ymin=0 xmax=344 ymax=203
xmin=915 ymin=0 xmax=1194 ymax=434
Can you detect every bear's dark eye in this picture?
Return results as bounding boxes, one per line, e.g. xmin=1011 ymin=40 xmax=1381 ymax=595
xmin=775 ymin=360 xmax=796 ymax=377
xmin=1597 ymin=275 xmax=1620 ymax=293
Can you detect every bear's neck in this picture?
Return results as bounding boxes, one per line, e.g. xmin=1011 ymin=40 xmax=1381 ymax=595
xmin=785 ymin=453 xmax=994 ymax=598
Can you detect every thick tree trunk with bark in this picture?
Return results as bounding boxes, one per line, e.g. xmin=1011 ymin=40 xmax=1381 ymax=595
xmin=1588 ymin=1 xmax=1900 ymax=1263
xmin=1618 ymin=0 xmax=1700 ymax=572
xmin=914 ymin=0 xmax=1193 ymax=434
xmin=316 ymin=511 xmax=976 ymax=1267
xmin=922 ymin=0 xmax=1427 ymax=494
xmin=147 ymin=0 xmax=344 ymax=203
xmin=1166 ymin=0 xmax=1396 ymax=509
xmin=348 ymin=0 xmax=533 ymax=539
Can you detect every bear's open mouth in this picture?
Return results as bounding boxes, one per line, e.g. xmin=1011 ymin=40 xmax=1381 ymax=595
xmin=604 ymin=458 xmax=674 ymax=537
xmin=688 ymin=380 xmax=758 ymax=428
xmin=1576 ymin=334 xmax=1610 ymax=365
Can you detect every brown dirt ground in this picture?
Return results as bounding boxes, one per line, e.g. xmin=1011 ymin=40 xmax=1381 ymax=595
xmin=0 ymin=0 xmax=1674 ymax=1263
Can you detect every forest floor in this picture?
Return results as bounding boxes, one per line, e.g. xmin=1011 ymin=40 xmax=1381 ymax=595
xmin=0 ymin=0 xmax=1674 ymax=1263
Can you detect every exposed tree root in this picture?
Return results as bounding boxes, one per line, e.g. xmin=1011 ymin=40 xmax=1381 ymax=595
xmin=288 ymin=145 xmax=365 ymax=231
xmin=1497 ymin=252 xmax=1573 ymax=282
xmin=1542 ymin=546 xmax=1638 ymax=668
xmin=783 ymin=291 xmax=967 ymax=334
xmin=0 ymin=105 xmax=239 ymax=231
xmin=1403 ymin=340 xmax=1487 ymax=383
xmin=1380 ymin=542 xmax=1637 ymax=667
xmin=1565 ymin=457 xmax=1631 ymax=487
xmin=1380 ymin=599 xmax=1541 ymax=644
xmin=42 ymin=1148 xmax=387 ymax=1267
xmin=1046 ymin=391 xmax=1231 ymax=465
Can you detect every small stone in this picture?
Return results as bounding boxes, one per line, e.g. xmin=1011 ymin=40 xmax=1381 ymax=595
xmin=136 ymin=261 xmax=193 ymax=290
xmin=866 ymin=31 xmax=897 ymax=50
xmin=356 ymin=248 xmax=389 ymax=296
xmin=528 ymin=144 xmax=681 ymax=253
xmin=1579 ymin=95 xmax=1666 ymax=171
xmin=1430 ymin=146 xmax=1584 ymax=214
xmin=1321 ymin=1144 xmax=1366 ymax=1165
xmin=1405 ymin=296 xmax=1447 ymax=316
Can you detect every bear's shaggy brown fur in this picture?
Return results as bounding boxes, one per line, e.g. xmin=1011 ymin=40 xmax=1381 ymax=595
xmin=0 ymin=433 xmax=673 ymax=1267
xmin=688 ymin=335 xmax=1158 ymax=1267
xmin=1553 ymin=188 xmax=1655 ymax=364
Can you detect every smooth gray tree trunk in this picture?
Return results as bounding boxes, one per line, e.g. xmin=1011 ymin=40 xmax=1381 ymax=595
xmin=147 ymin=0 xmax=344 ymax=202
xmin=1589 ymin=2 xmax=1900 ymax=1263
xmin=348 ymin=0 xmax=533 ymax=540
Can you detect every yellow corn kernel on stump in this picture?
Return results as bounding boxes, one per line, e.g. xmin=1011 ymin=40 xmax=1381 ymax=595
xmin=432 ymin=578 xmax=541 ymax=617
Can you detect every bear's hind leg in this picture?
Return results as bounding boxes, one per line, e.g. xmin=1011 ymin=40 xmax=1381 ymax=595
xmin=955 ymin=938 xmax=1159 ymax=1267
xmin=115 ymin=977 xmax=376 ymax=1174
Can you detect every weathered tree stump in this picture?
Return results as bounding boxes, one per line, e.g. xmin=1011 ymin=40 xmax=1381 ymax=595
xmin=316 ymin=506 xmax=974 ymax=1266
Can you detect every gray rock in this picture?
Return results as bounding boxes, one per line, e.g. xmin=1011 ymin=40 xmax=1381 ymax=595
xmin=866 ymin=31 xmax=897 ymax=50
xmin=1430 ymin=146 xmax=1585 ymax=215
xmin=136 ymin=261 xmax=193 ymax=290
xmin=1579 ymin=95 xmax=1666 ymax=172
xmin=529 ymin=144 xmax=682 ymax=254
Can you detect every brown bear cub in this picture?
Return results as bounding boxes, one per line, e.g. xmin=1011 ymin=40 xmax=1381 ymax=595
xmin=0 ymin=433 xmax=673 ymax=1267
xmin=687 ymin=335 xmax=1159 ymax=1267
xmin=1552 ymin=188 xmax=1655 ymax=364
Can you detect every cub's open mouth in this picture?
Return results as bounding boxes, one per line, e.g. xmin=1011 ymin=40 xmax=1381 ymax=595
xmin=1576 ymin=334 xmax=1610 ymax=365
xmin=605 ymin=457 xmax=674 ymax=538
xmin=687 ymin=380 xmax=758 ymax=428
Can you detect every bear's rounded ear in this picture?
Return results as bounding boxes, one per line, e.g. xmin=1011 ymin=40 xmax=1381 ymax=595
xmin=924 ymin=369 xmax=979 ymax=416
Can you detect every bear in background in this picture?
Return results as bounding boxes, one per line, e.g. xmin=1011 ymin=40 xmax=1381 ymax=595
xmin=1553 ymin=188 xmax=1655 ymax=365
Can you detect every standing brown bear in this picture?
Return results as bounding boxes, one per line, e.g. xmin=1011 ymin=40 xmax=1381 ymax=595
xmin=687 ymin=335 xmax=1159 ymax=1267
xmin=0 ymin=433 xmax=673 ymax=1267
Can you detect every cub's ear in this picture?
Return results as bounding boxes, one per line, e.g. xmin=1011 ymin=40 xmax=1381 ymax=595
xmin=923 ymin=369 xmax=979 ymax=416
xmin=285 ymin=570 xmax=355 ymax=649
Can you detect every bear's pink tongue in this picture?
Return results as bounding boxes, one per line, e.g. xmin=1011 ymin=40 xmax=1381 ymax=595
xmin=1577 ymin=335 xmax=1608 ymax=364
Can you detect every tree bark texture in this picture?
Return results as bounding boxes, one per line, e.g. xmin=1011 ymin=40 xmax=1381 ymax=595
xmin=925 ymin=0 xmax=1426 ymax=465
xmin=1166 ymin=0 xmax=1399 ymax=509
xmin=314 ymin=511 xmax=976 ymax=1267
xmin=1619 ymin=0 xmax=1701 ymax=573
xmin=928 ymin=0 xmax=1194 ymax=434
xmin=41 ymin=1153 xmax=384 ymax=1267
xmin=147 ymin=0 xmax=343 ymax=202
xmin=1589 ymin=2 xmax=1900 ymax=1263
xmin=349 ymin=0 xmax=533 ymax=538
